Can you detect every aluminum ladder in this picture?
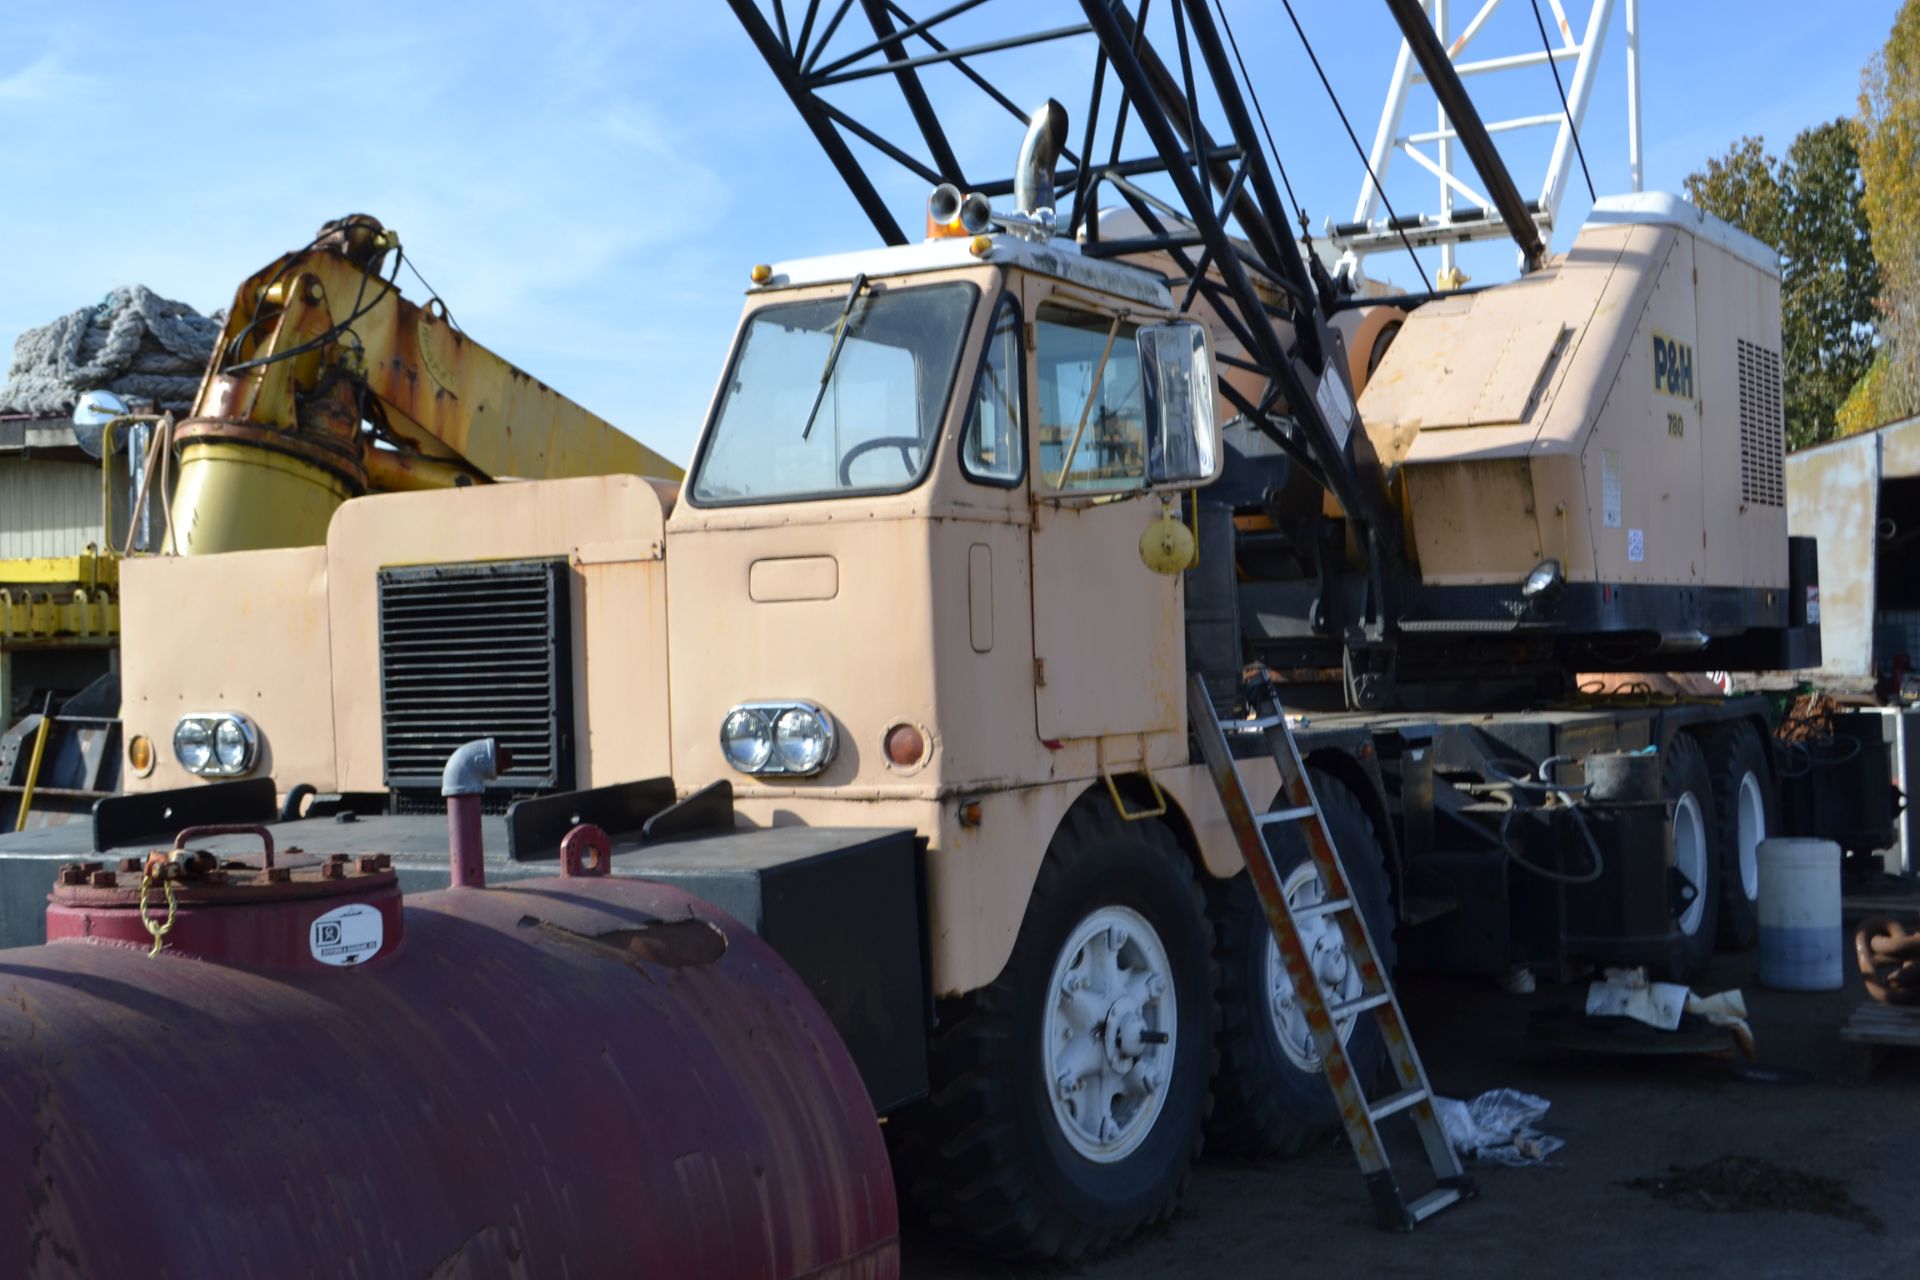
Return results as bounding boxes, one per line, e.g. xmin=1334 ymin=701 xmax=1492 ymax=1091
xmin=1188 ymin=672 xmax=1473 ymax=1230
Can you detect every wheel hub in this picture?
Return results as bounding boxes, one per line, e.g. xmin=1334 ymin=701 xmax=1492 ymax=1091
xmin=1672 ymin=790 xmax=1709 ymax=936
xmin=1266 ymin=863 xmax=1362 ymax=1073
xmin=1044 ymin=907 xmax=1176 ymax=1163
xmin=1736 ymin=771 xmax=1765 ymax=902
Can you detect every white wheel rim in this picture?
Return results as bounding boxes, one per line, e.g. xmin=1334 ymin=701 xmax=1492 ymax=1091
xmin=1264 ymin=862 xmax=1361 ymax=1073
xmin=1673 ymin=791 xmax=1709 ymax=936
xmin=1736 ymin=771 xmax=1765 ymax=902
xmin=1042 ymin=904 xmax=1176 ymax=1164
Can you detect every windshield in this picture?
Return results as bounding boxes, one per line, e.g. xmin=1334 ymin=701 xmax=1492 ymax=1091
xmin=690 ymin=281 xmax=978 ymax=504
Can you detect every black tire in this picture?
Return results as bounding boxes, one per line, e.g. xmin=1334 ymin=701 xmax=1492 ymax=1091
xmin=1663 ymin=732 xmax=1719 ymax=979
xmin=892 ymin=799 xmax=1216 ymax=1262
xmin=1206 ymin=769 xmax=1395 ymax=1157
xmin=1707 ymin=722 xmax=1775 ymax=952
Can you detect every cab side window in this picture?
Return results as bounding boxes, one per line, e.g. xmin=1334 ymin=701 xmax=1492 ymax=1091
xmin=1034 ymin=304 xmax=1145 ymax=492
xmin=962 ymin=295 xmax=1025 ymax=485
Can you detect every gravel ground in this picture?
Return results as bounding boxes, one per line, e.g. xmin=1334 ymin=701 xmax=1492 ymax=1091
xmin=906 ymin=938 xmax=1920 ymax=1279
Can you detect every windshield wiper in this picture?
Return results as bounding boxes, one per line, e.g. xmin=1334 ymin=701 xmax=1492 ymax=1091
xmin=800 ymin=273 xmax=867 ymax=441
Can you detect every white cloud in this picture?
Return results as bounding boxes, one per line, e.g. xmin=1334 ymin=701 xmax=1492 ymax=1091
xmin=0 ymin=53 xmax=94 ymax=103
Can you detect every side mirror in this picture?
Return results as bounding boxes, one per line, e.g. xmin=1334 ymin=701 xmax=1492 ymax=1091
xmin=1137 ymin=322 xmax=1220 ymax=487
xmin=71 ymin=389 xmax=131 ymax=460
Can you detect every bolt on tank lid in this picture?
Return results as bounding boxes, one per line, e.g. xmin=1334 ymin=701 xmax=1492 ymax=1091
xmin=49 ymin=849 xmax=399 ymax=908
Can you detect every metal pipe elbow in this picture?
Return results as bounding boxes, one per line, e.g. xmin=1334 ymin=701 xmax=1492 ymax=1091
xmin=442 ymin=738 xmax=506 ymax=797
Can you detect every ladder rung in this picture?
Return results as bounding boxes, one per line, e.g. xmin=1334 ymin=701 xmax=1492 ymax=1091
xmin=1366 ymin=1087 xmax=1429 ymax=1122
xmin=1224 ymin=715 xmax=1285 ymax=732
xmin=1255 ymin=805 xmax=1316 ymax=826
xmin=1408 ymin=1187 xmax=1464 ymax=1222
xmin=1329 ymin=991 xmax=1393 ymax=1020
xmin=1292 ymin=897 xmax=1352 ymax=921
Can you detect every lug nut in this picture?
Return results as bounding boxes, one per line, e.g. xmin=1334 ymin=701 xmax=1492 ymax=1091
xmin=266 ymin=867 xmax=292 ymax=884
xmin=119 ymin=857 xmax=142 ymax=873
xmin=328 ymin=853 xmax=348 ymax=866
xmin=1139 ymin=1070 xmax=1159 ymax=1092
xmin=322 ymin=862 xmax=344 ymax=880
xmin=356 ymin=855 xmax=381 ymax=875
xmin=374 ymin=854 xmax=392 ymax=870
xmin=59 ymin=865 xmax=86 ymax=886
xmin=80 ymin=861 xmax=103 ymax=874
xmin=88 ymin=870 xmax=116 ymax=888
xmin=1146 ymin=973 xmax=1167 ymax=999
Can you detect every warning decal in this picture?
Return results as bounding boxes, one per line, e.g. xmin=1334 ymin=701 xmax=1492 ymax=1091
xmin=310 ymin=903 xmax=384 ymax=967
xmin=1601 ymin=450 xmax=1622 ymax=529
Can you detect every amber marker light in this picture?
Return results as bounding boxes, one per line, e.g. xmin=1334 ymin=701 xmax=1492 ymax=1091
xmin=750 ymin=263 xmax=772 ymax=284
xmin=127 ymin=734 xmax=155 ymax=778
xmin=884 ymin=723 xmax=927 ymax=768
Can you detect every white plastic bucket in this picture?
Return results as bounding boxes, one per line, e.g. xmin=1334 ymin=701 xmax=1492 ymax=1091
xmin=1756 ymin=837 xmax=1843 ymax=991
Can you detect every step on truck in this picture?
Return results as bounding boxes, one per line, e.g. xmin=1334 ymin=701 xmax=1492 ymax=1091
xmin=0 ymin=0 xmax=1876 ymax=1262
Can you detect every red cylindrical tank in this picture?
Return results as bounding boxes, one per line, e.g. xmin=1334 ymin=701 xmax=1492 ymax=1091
xmin=1 ymin=847 xmax=899 ymax=1278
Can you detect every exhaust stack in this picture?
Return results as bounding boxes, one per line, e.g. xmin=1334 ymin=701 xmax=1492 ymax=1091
xmin=1013 ymin=99 xmax=1070 ymax=230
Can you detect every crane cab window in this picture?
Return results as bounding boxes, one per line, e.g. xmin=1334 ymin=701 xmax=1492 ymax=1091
xmin=690 ymin=281 xmax=978 ymax=505
xmin=961 ymin=295 xmax=1025 ymax=486
xmin=1035 ymin=304 xmax=1145 ymax=493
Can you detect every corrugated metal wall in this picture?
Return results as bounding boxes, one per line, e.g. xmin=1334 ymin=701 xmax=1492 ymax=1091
xmin=0 ymin=458 xmax=101 ymax=559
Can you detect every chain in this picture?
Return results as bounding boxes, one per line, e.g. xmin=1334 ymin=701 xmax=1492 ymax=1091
xmin=138 ymin=869 xmax=179 ymax=958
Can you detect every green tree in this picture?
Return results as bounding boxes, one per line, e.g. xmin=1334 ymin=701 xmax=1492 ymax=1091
xmin=1684 ymin=136 xmax=1783 ymax=248
xmin=1779 ymin=121 xmax=1881 ymax=447
xmin=1849 ymin=0 xmax=1920 ymax=431
xmin=1687 ymin=126 xmax=1880 ymax=449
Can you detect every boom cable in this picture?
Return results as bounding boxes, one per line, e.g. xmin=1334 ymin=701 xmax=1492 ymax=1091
xmin=1529 ymin=0 xmax=1596 ymax=202
xmin=1211 ymin=0 xmax=1304 ymax=227
xmin=1276 ymin=0 xmax=1432 ymax=291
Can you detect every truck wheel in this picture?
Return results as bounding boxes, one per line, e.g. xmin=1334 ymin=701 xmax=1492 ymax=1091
xmin=1707 ymin=723 xmax=1774 ymax=952
xmin=1664 ymin=732 xmax=1719 ymax=978
xmin=894 ymin=799 xmax=1215 ymax=1262
xmin=1712 ymin=721 xmax=1766 ymax=951
xmin=1207 ymin=770 xmax=1395 ymax=1156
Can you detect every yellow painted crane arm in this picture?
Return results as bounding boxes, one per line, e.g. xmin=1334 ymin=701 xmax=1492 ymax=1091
xmin=168 ymin=215 xmax=679 ymax=554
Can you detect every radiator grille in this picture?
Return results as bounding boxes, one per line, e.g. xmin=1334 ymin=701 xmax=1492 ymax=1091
xmin=1737 ymin=339 xmax=1785 ymax=507
xmin=377 ymin=559 xmax=574 ymax=799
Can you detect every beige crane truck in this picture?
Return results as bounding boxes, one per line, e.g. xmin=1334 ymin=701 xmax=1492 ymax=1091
xmin=0 ymin=0 xmax=1841 ymax=1262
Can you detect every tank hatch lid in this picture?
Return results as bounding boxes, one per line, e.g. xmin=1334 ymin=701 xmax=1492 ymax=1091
xmin=49 ymin=850 xmax=399 ymax=908
xmin=1582 ymin=192 xmax=1779 ymax=278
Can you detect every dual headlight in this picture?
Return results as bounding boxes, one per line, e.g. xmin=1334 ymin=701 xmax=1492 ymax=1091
xmin=173 ymin=712 xmax=260 ymax=777
xmin=720 ymin=701 xmax=837 ymax=777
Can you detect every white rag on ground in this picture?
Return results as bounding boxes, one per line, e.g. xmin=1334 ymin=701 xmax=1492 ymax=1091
xmin=1584 ymin=966 xmax=1755 ymax=1057
xmin=1433 ymin=1088 xmax=1564 ymax=1167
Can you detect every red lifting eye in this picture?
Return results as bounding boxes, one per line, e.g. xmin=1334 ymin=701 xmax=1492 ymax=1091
xmin=885 ymin=724 xmax=926 ymax=767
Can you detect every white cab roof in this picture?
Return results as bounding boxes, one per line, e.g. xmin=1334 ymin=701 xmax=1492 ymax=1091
xmin=761 ymin=234 xmax=1175 ymax=309
xmin=1583 ymin=192 xmax=1780 ymax=277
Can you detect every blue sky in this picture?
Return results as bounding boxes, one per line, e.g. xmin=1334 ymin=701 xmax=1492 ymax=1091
xmin=0 ymin=1 xmax=1903 ymax=466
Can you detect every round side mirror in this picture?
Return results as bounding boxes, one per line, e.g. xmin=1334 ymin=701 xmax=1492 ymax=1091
xmin=71 ymin=389 xmax=131 ymax=459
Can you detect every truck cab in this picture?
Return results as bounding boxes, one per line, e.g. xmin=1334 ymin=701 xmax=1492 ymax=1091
xmin=666 ymin=231 xmax=1223 ymax=995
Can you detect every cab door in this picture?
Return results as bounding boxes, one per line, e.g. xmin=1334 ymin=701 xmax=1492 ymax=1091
xmin=1024 ymin=284 xmax=1184 ymax=744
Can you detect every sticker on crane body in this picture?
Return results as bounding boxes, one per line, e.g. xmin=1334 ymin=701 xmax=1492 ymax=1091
xmin=1601 ymin=449 xmax=1623 ymax=529
xmin=310 ymin=903 xmax=384 ymax=966
xmin=1314 ymin=372 xmax=1354 ymax=450
xmin=1627 ymin=529 xmax=1646 ymax=563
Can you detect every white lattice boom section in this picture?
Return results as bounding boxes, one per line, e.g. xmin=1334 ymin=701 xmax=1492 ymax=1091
xmin=1333 ymin=0 xmax=1642 ymax=275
